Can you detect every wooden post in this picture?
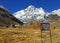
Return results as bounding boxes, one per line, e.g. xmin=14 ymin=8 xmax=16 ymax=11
xmin=41 ymin=29 xmax=43 ymax=43
xmin=50 ymin=29 xmax=52 ymax=43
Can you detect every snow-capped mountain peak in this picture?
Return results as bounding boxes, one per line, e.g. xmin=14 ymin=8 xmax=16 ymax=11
xmin=14 ymin=5 xmax=46 ymax=23
xmin=27 ymin=5 xmax=35 ymax=10
xmin=51 ymin=9 xmax=60 ymax=16
xmin=14 ymin=5 xmax=60 ymax=24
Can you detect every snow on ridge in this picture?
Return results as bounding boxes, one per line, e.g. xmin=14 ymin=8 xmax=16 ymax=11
xmin=51 ymin=9 xmax=60 ymax=16
xmin=14 ymin=5 xmax=46 ymax=23
xmin=13 ymin=5 xmax=60 ymax=23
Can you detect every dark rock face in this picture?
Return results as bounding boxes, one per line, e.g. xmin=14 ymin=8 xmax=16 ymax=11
xmin=0 ymin=6 xmax=23 ymax=27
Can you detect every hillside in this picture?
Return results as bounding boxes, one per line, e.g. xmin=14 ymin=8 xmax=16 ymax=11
xmin=0 ymin=5 xmax=23 ymax=27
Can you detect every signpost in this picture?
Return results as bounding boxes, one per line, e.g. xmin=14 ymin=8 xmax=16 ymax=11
xmin=40 ymin=22 xmax=52 ymax=43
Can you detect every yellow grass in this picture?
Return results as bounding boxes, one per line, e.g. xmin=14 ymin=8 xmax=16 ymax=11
xmin=0 ymin=23 xmax=60 ymax=43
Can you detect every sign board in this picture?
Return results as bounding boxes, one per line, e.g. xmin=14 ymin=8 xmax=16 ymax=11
xmin=41 ymin=23 xmax=50 ymax=31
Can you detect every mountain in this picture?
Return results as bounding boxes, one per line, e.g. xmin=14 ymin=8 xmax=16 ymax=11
xmin=14 ymin=5 xmax=60 ymax=24
xmin=45 ymin=10 xmax=60 ymax=27
xmin=51 ymin=9 xmax=60 ymax=16
xmin=0 ymin=5 xmax=23 ymax=27
xmin=14 ymin=5 xmax=46 ymax=23
xmin=46 ymin=9 xmax=60 ymax=22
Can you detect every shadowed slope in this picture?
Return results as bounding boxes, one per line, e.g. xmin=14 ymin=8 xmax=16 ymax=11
xmin=0 ymin=5 xmax=23 ymax=27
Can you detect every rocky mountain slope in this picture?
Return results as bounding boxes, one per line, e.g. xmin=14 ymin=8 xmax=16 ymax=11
xmin=0 ymin=5 xmax=23 ymax=27
xmin=14 ymin=5 xmax=46 ymax=23
xmin=14 ymin=5 xmax=60 ymax=24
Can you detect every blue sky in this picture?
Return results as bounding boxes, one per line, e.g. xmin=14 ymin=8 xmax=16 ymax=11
xmin=0 ymin=0 xmax=60 ymax=14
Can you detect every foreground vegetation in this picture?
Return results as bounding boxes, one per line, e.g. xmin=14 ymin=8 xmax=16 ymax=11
xmin=0 ymin=25 xmax=60 ymax=43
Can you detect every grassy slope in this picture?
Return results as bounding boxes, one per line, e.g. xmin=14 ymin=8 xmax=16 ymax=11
xmin=0 ymin=24 xmax=60 ymax=43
